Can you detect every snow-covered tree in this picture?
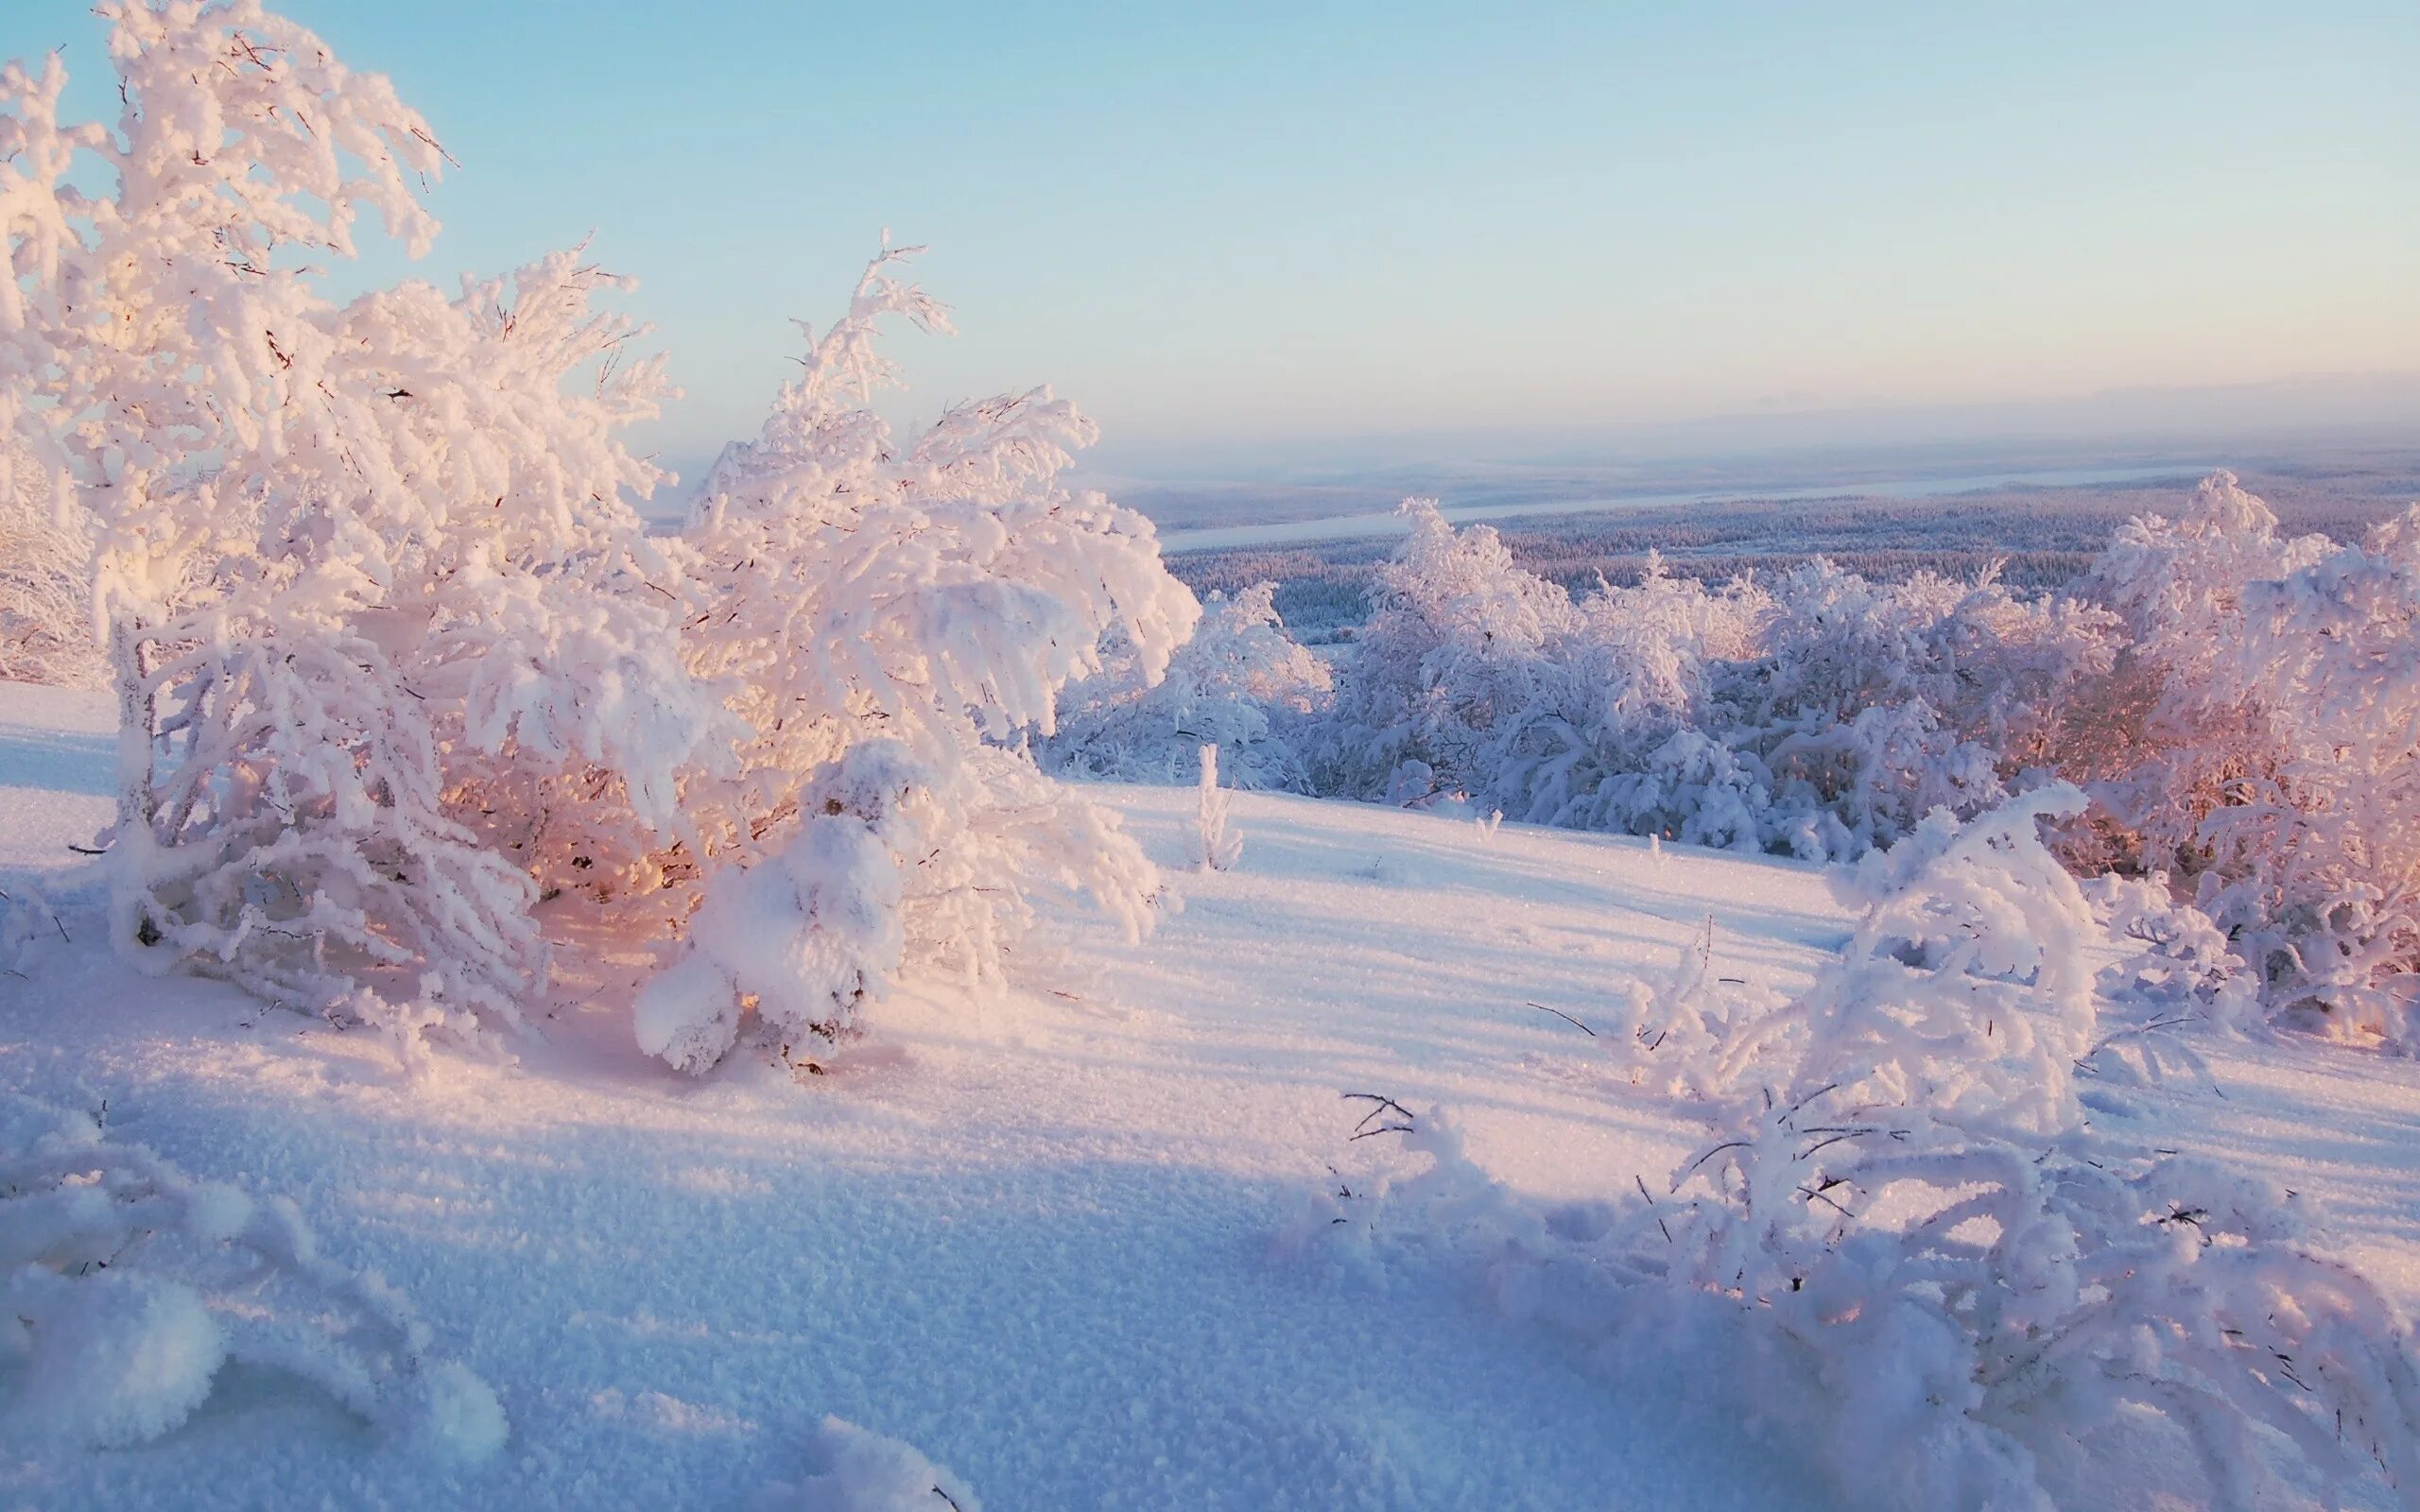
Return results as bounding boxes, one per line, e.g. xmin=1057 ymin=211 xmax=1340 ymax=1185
xmin=0 ymin=4 xmax=718 ymax=1048
xmin=2200 ymin=509 xmax=2420 ymax=1043
xmin=1047 ymin=581 xmax=1331 ymax=792
xmin=637 ymin=245 xmax=1199 ymax=1072
xmin=2077 ymin=471 xmax=2322 ymax=879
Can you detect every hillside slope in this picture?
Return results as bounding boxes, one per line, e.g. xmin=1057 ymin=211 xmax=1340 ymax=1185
xmin=4 ymin=684 xmax=2417 ymax=1510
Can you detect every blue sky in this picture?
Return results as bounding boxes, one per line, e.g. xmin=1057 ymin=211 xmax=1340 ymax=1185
xmin=13 ymin=2 xmax=2417 ymax=479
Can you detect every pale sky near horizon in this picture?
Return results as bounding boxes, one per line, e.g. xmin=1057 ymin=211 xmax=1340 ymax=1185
xmin=11 ymin=2 xmax=2417 ymax=476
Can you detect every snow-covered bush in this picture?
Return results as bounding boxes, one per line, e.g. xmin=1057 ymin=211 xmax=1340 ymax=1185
xmin=0 ymin=4 xmax=716 ymax=1049
xmin=1308 ymin=502 xmax=2111 ymax=862
xmin=2085 ymin=873 xmax=2263 ymax=1037
xmin=639 ymin=245 xmax=1197 ymax=1072
xmin=1192 ymin=744 xmax=1242 ymax=871
xmin=1483 ymin=555 xmax=1768 ymax=841
xmin=2083 ymin=472 xmax=2420 ymax=1044
xmin=1288 ymin=472 xmax=2420 ymax=1042
xmin=0 ymin=1092 xmax=504 ymax=1458
xmin=633 ymin=744 xmax=908 ymax=1074
xmin=1599 ymin=920 xmax=1784 ymax=1100
xmin=1711 ymin=561 xmax=2114 ymax=860
xmin=1047 ymin=581 xmax=1330 ymax=792
xmin=2197 ymin=508 xmax=2420 ymax=1043
xmin=1332 ymin=789 xmax=2420 ymax=1511
xmin=1306 ymin=501 xmax=1576 ymax=805
xmin=0 ymin=443 xmax=100 ymax=686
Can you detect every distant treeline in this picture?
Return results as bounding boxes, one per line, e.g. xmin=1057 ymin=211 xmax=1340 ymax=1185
xmin=1168 ymin=474 xmax=2417 ymax=639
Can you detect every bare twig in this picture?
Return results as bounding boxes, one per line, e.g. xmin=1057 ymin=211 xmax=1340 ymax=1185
xmin=1340 ymin=1091 xmax=1416 ymax=1140
xmin=1521 ymin=1001 xmax=1596 ymax=1037
xmin=1671 ymin=1140 xmax=1752 ymax=1194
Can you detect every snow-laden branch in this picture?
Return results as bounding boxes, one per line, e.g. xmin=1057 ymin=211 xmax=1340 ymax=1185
xmin=0 ymin=1091 xmax=503 ymax=1458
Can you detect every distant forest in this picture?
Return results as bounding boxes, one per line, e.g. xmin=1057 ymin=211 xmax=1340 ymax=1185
xmin=1169 ymin=463 xmax=2420 ymax=640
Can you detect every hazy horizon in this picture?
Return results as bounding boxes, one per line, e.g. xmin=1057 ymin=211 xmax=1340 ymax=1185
xmin=13 ymin=1 xmax=2416 ymax=504
xmin=9 ymin=1 xmax=2410 ymax=512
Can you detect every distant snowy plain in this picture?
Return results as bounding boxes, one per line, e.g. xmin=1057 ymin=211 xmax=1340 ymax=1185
xmin=5 ymin=682 xmax=2418 ymax=1510
xmin=1155 ymin=464 xmax=2206 ymax=551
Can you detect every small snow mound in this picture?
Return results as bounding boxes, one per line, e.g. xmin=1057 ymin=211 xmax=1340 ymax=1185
xmin=405 ymin=1360 xmax=510 ymax=1465
xmin=0 ymin=1270 xmax=225 ymax=1448
xmin=0 ymin=1091 xmax=504 ymax=1463
xmin=756 ymin=1416 xmax=980 ymax=1512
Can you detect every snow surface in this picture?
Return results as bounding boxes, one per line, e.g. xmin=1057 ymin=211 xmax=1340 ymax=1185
xmin=5 ymin=681 xmax=2419 ymax=1508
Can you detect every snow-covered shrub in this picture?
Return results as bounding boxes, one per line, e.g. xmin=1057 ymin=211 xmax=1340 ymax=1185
xmin=1335 ymin=789 xmax=2420 ymax=1512
xmin=1192 ymin=744 xmax=1242 ymax=872
xmin=1600 ymin=919 xmax=1784 ymax=1099
xmin=1306 ymin=501 xmax=1575 ymax=804
xmin=0 ymin=881 xmax=66 ymax=976
xmin=0 ymin=1092 xmax=504 ymax=1458
xmin=2198 ymin=507 xmax=2420 ymax=1043
xmin=640 ymin=245 xmax=1196 ymax=1072
xmin=754 ymin=1416 xmax=981 ymax=1512
xmin=1308 ymin=503 xmax=2111 ymax=862
xmin=2085 ymin=873 xmax=2263 ymax=1036
xmin=2083 ymin=472 xmax=2420 ymax=1044
xmin=1047 ymin=581 xmax=1330 ymax=792
xmin=1709 ymin=783 xmax=2105 ymax=1135
xmin=1709 ymin=560 xmax=2117 ymax=861
xmin=634 ymin=744 xmax=908 ymax=1074
xmin=0 ymin=443 xmax=99 ymax=686
xmin=0 ymin=5 xmax=717 ymax=1048
xmin=1634 ymin=787 xmax=2420 ymax=1508
xmin=1483 ymin=555 xmax=1767 ymax=840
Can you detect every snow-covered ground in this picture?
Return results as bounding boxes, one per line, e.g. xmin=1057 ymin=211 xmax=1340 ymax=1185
xmin=6 ymin=682 xmax=2419 ymax=1509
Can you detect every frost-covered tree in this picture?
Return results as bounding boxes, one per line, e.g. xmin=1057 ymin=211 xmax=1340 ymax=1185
xmin=2200 ymin=509 xmax=2420 ymax=1042
xmin=0 ymin=3 xmax=717 ymax=1048
xmin=1047 ymin=581 xmax=1331 ymax=792
xmin=1483 ymin=553 xmax=1769 ymax=844
xmin=636 ymin=246 xmax=1199 ymax=1073
xmin=2077 ymin=471 xmax=2321 ymax=876
xmin=1714 ymin=561 xmax=2114 ymax=860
